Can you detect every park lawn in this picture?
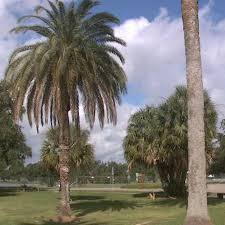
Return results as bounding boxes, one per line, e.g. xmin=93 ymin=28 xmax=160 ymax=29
xmin=120 ymin=182 xmax=162 ymax=189
xmin=0 ymin=190 xmax=224 ymax=225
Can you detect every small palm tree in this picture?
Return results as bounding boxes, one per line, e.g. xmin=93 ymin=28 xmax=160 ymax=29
xmin=69 ymin=128 xmax=94 ymax=169
xmin=41 ymin=128 xmax=60 ymax=172
xmin=41 ymin=126 xmax=94 ymax=190
xmin=5 ymin=0 xmax=126 ymax=218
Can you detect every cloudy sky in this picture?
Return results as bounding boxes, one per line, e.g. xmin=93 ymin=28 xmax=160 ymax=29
xmin=1 ymin=0 xmax=225 ymax=163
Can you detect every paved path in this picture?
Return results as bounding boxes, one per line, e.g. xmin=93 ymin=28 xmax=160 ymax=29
xmin=0 ymin=183 xmax=21 ymax=188
xmin=72 ymin=184 xmax=225 ymax=194
xmin=1 ymin=183 xmax=225 ymax=194
xmin=207 ymin=183 xmax=225 ymax=193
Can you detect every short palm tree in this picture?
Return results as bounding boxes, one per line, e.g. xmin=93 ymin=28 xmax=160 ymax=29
xmin=41 ymin=128 xmax=60 ymax=173
xmin=41 ymin=126 xmax=94 ymax=182
xmin=69 ymin=128 xmax=94 ymax=169
xmin=5 ymin=0 xmax=127 ymax=218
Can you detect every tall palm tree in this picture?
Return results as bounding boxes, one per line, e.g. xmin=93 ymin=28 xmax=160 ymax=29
xmin=181 ymin=1 xmax=213 ymax=224
xmin=5 ymin=0 xmax=127 ymax=218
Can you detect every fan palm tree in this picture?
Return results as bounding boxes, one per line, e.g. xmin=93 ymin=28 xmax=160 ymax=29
xmin=5 ymin=0 xmax=127 ymax=218
xmin=124 ymin=86 xmax=217 ymax=197
xmin=41 ymin=126 xmax=94 ymax=189
xmin=69 ymin=128 xmax=94 ymax=169
xmin=181 ymin=1 xmax=213 ymax=224
xmin=41 ymin=128 xmax=61 ymax=173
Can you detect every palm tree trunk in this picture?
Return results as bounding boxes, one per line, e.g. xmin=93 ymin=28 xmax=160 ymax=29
xmin=59 ymin=180 xmax=61 ymax=192
xmin=58 ymin=102 xmax=71 ymax=217
xmin=181 ymin=0 xmax=213 ymax=224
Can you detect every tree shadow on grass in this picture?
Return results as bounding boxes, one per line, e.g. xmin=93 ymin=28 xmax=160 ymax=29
xmin=133 ymin=193 xmax=225 ymax=208
xmin=133 ymin=192 xmax=186 ymax=208
xmin=71 ymin=199 xmax=139 ymax=216
xmin=148 ymin=198 xmax=186 ymax=208
xmin=70 ymin=195 xmax=105 ymax=201
xmin=19 ymin=221 xmax=106 ymax=225
xmin=0 ymin=188 xmax=19 ymax=197
xmin=208 ymin=197 xmax=225 ymax=206
xmin=132 ymin=191 xmax=165 ymax=198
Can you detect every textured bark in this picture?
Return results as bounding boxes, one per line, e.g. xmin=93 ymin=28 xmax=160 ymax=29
xmin=58 ymin=94 xmax=71 ymax=217
xmin=181 ymin=0 xmax=213 ymax=224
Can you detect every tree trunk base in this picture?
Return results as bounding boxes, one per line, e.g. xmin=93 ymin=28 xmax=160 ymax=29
xmin=184 ymin=217 xmax=213 ymax=225
xmin=51 ymin=215 xmax=80 ymax=223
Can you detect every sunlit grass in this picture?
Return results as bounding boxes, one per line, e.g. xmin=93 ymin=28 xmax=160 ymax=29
xmin=0 ymin=190 xmax=224 ymax=225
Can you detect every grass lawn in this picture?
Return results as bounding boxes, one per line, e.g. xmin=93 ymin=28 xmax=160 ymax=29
xmin=72 ymin=182 xmax=162 ymax=189
xmin=0 ymin=189 xmax=225 ymax=225
xmin=120 ymin=182 xmax=162 ymax=189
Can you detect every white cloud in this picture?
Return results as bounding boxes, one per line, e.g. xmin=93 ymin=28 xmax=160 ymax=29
xmin=2 ymin=1 xmax=225 ymax=162
xmin=0 ymin=2 xmax=17 ymax=76
xmin=24 ymin=103 xmax=138 ymax=163
xmin=88 ymin=103 xmax=138 ymax=162
xmin=0 ymin=0 xmax=45 ymax=77
xmin=114 ymin=8 xmax=186 ymax=105
xmin=114 ymin=3 xmax=225 ymax=111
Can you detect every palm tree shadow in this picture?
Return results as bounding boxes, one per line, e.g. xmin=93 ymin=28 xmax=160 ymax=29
xmin=132 ymin=191 xmax=165 ymax=198
xmin=132 ymin=192 xmax=186 ymax=208
xmin=19 ymin=221 xmax=106 ymax=225
xmin=70 ymin=195 xmax=105 ymax=201
xmin=149 ymin=198 xmax=186 ymax=208
xmin=71 ymin=199 xmax=139 ymax=217
xmin=19 ymin=221 xmax=105 ymax=225
xmin=0 ymin=188 xmax=19 ymax=197
xmin=208 ymin=197 xmax=225 ymax=206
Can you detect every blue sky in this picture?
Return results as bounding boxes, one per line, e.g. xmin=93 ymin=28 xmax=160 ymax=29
xmin=99 ymin=0 xmax=181 ymax=21
xmin=97 ymin=0 xmax=225 ymax=106
xmin=1 ymin=0 xmax=225 ymax=162
xmin=99 ymin=0 xmax=224 ymax=22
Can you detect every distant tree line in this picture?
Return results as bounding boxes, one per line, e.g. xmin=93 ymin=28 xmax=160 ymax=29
xmin=0 ymin=159 xmax=158 ymax=186
xmin=1 ymin=80 xmax=225 ymax=193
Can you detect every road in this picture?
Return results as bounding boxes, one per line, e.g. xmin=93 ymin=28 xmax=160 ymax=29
xmin=1 ymin=183 xmax=225 ymax=194
xmin=71 ymin=187 xmax=163 ymax=192
xmin=207 ymin=183 xmax=225 ymax=193
xmin=0 ymin=183 xmax=22 ymax=188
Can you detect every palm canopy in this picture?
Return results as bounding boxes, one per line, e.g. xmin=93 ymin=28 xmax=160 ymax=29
xmin=124 ymin=86 xmax=217 ymax=166
xmin=124 ymin=86 xmax=217 ymax=196
xmin=5 ymin=0 xmax=127 ymax=131
xmin=41 ymin=126 xmax=94 ymax=172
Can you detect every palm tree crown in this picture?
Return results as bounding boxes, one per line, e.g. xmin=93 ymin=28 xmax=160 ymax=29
xmin=124 ymin=86 xmax=217 ymax=197
xmin=41 ymin=126 xmax=94 ymax=172
xmin=5 ymin=0 xmax=127 ymax=216
xmin=5 ymin=0 xmax=127 ymax=131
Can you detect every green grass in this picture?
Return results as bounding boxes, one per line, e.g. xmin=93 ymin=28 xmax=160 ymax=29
xmin=72 ymin=182 xmax=162 ymax=189
xmin=0 ymin=189 xmax=225 ymax=225
xmin=120 ymin=182 xmax=162 ymax=189
xmin=73 ymin=183 xmax=122 ymax=188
